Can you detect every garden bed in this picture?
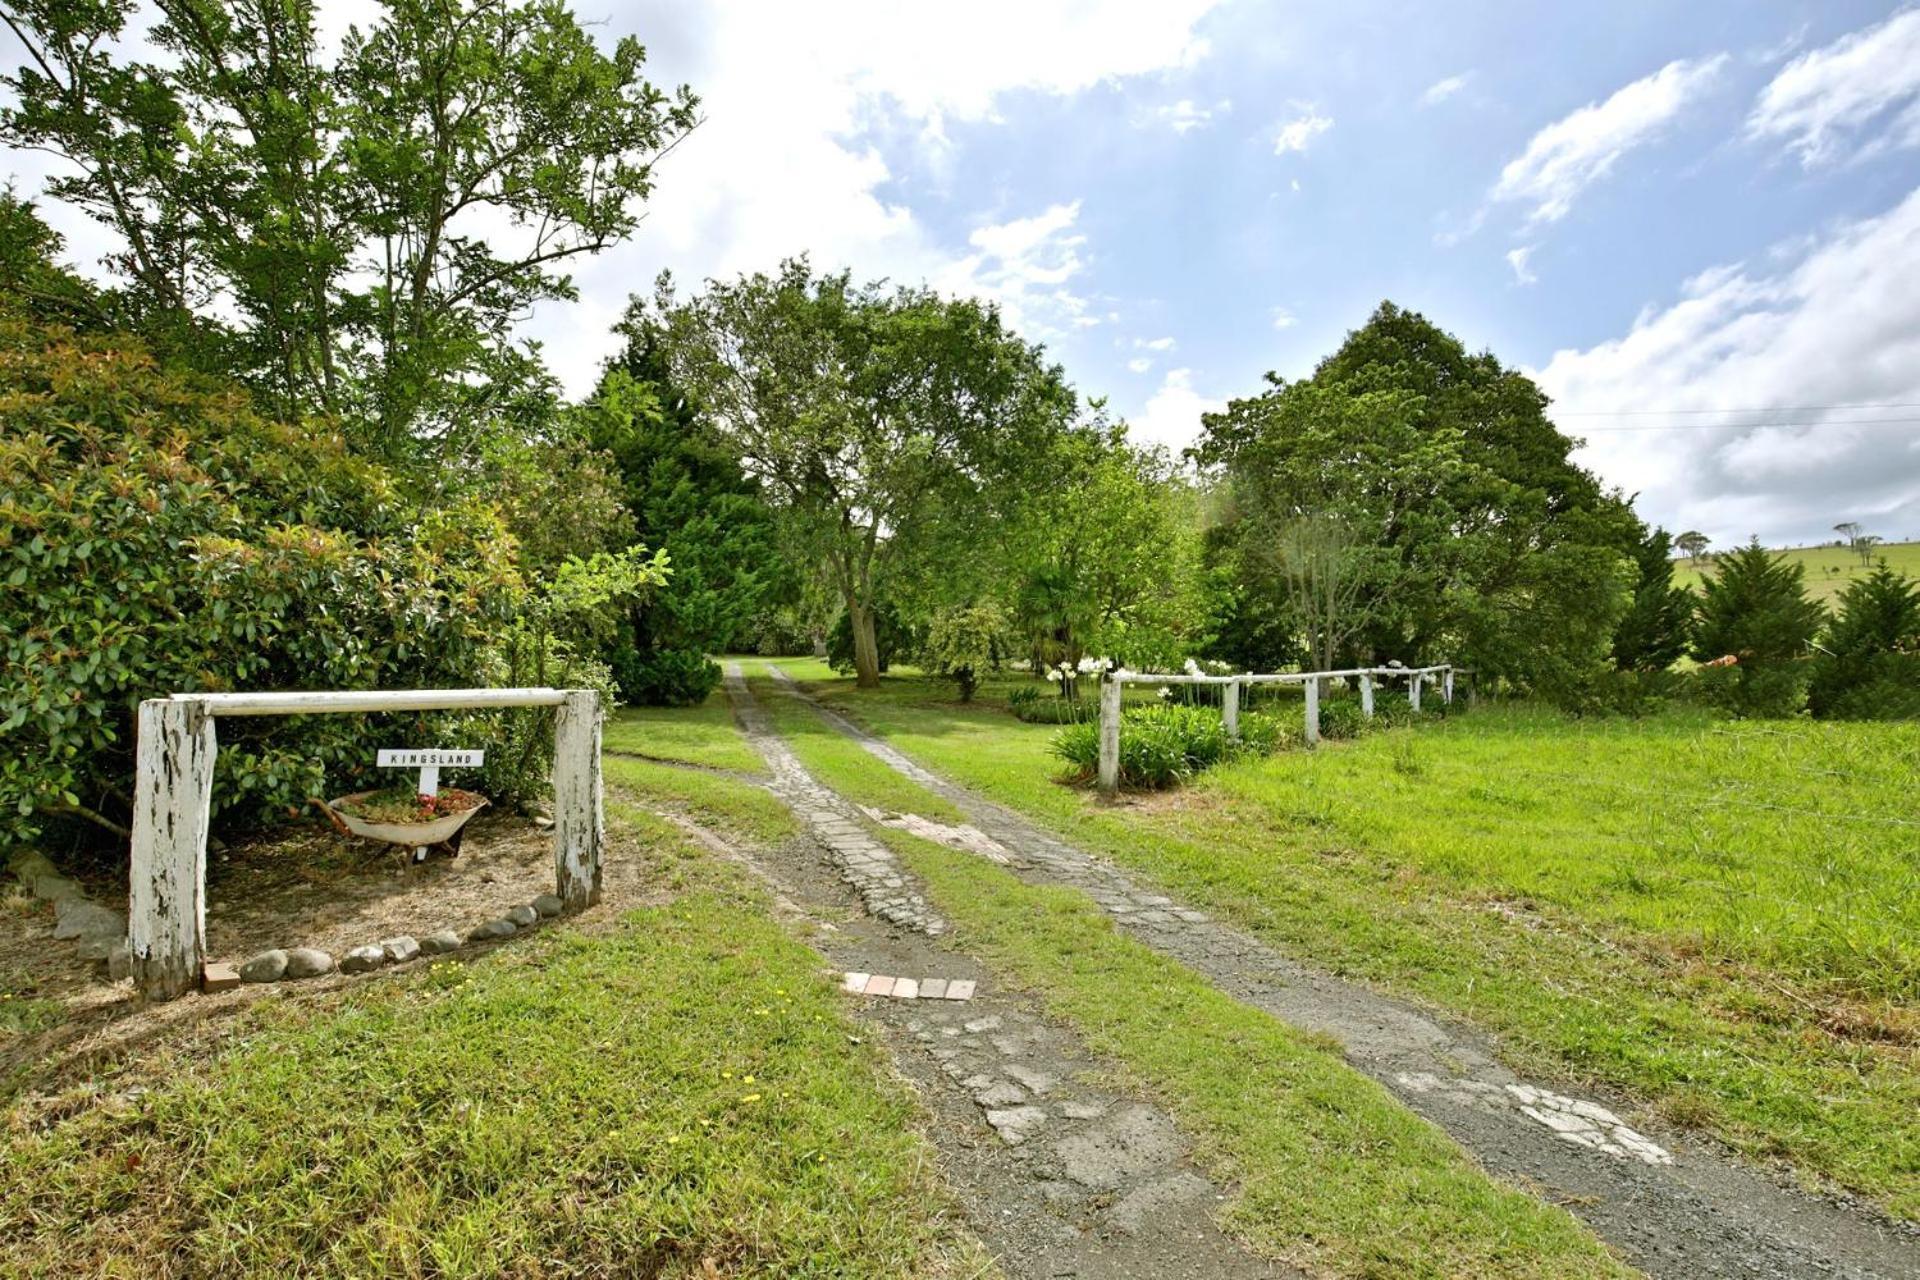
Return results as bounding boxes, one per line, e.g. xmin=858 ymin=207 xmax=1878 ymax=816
xmin=2 ymin=811 xmax=656 ymax=1098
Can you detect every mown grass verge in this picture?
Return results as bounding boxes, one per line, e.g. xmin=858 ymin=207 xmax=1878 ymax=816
xmin=0 ymin=808 xmax=979 ymax=1278
xmin=604 ymin=688 xmax=764 ymax=773
xmin=604 ymin=754 xmax=800 ymax=847
xmin=800 ymin=674 xmax=1920 ymax=1219
xmin=880 ymin=824 xmax=1635 ymax=1279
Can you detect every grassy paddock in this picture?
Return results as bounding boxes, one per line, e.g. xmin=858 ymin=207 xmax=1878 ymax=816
xmin=1671 ymin=539 xmax=1920 ymax=605
xmin=794 ymin=671 xmax=1920 ymax=1218
xmin=1 ymin=803 xmax=979 ymax=1278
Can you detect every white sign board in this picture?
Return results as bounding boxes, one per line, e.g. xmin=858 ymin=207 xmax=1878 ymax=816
xmin=377 ymin=749 xmax=484 ymax=768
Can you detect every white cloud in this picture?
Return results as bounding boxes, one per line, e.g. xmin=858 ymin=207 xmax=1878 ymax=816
xmin=930 ymin=201 xmax=1097 ymax=340
xmin=1420 ymin=72 xmax=1473 ymax=108
xmin=1269 ymin=305 xmax=1297 ymax=329
xmin=1272 ymin=107 xmax=1333 ymax=155
xmin=1492 ymin=54 xmax=1728 ymax=225
xmin=1746 ymin=9 xmax=1920 ymax=167
xmin=1533 ymin=186 xmax=1920 ymax=545
xmin=1127 ymin=356 xmax=1153 ymax=373
xmin=1146 ymin=98 xmax=1229 ymax=134
xmin=1128 ymin=367 xmax=1225 ymax=454
xmin=1135 ymin=335 xmax=1178 ymax=351
xmin=1505 ymin=245 xmax=1538 ymax=285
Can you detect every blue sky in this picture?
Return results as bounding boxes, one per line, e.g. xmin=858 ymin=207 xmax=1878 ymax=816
xmin=7 ymin=1 xmax=1920 ymax=547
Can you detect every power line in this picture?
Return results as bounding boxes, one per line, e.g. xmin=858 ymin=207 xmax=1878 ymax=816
xmin=1553 ymin=400 xmax=1920 ymax=417
xmin=1566 ymin=416 xmax=1920 ymax=434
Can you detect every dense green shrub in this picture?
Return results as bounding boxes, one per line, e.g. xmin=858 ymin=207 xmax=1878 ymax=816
xmin=1691 ymin=541 xmax=1826 ymax=718
xmin=919 ymin=604 xmax=1011 ymax=700
xmin=1806 ymin=566 xmax=1920 ymax=720
xmin=0 ymin=311 xmax=660 ymax=844
xmin=609 ymin=645 xmax=722 ymax=706
xmin=1051 ymin=704 xmax=1284 ymax=789
xmin=1317 ymin=696 xmax=1368 ymax=741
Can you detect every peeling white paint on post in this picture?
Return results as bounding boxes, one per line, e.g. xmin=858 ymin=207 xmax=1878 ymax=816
xmin=1096 ymin=675 xmax=1123 ymax=795
xmin=1360 ymin=672 xmax=1374 ymax=718
xmin=1222 ymin=678 xmax=1240 ymax=740
xmin=129 ymin=699 xmax=216 ymax=1000
xmin=1303 ymin=676 xmax=1320 ymax=747
xmin=552 ymin=689 xmax=604 ymax=908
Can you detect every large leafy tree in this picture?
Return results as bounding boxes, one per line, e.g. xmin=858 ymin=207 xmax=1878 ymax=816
xmin=651 ymin=259 xmax=1077 ymax=687
xmin=0 ymin=0 xmax=695 ymax=457
xmin=1195 ymin=303 xmax=1641 ymax=691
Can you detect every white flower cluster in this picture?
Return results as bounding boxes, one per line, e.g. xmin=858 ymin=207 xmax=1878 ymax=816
xmin=1045 ymin=655 xmax=1123 ymax=682
xmin=1158 ymin=686 xmax=1175 ymax=701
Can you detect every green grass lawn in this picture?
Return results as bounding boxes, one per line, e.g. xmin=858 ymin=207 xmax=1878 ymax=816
xmin=0 ymin=805 xmax=981 ymax=1278
xmin=1672 ymin=539 xmax=1920 ymax=604
xmin=605 ymin=689 xmax=764 ymax=773
xmin=789 ymin=669 xmax=1920 ymax=1219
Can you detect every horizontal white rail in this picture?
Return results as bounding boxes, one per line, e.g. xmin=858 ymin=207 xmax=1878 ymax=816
xmin=1112 ymin=665 xmax=1448 ymax=685
xmin=171 ymin=688 xmax=568 ymax=716
xmin=1096 ymin=663 xmax=1455 ymax=794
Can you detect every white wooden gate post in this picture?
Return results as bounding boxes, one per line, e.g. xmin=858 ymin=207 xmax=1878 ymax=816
xmin=1410 ymin=672 xmax=1423 ymax=713
xmin=1443 ymin=667 xmax=1454 ymax=704
xmin=129 ymin=698 xmax=216 ymax=1000
xmin=1222 ymin=678 xmax=1240 ymax=740
xmin=1303 ymin=677 xmax=1320 ymax=747
xmin=1097 ymin=675 xmax=1123 ymax=795
xmin=552 ymin=689 xmax=604 ymax=908
xmin=1360 ymin=673 xmax=1374 ymax=719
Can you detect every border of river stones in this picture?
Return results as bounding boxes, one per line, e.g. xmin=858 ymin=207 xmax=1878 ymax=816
xmin=7 ymin=843 xmax=568 ymax=993
xmin=224 ymin=892 xmax=567 ymax=989
xmin=763 ymin=664 xmax=1920 ymax=1280
xmin=9 ymin=847 xmax=130 ymax=977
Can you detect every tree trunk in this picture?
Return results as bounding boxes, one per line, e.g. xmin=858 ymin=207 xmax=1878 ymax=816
xmin=848 ymin=599 xmax=881 ymax=688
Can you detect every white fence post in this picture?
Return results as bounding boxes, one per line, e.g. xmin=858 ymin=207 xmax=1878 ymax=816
xmin=1097 ymin=675 xmax=1123 ymax=795
xmin=1223 ymin=678 xmax=1240 ymax=740
xmin=1410 ymin=672 xmax=1423 ymax=713
xmin=129 ymin=698 xmax=216 ymax=1000
xmin=1360 ymin=672 xmax=1374 ymax=718
xmin=1443 ymin=667 xmax=1455 ymax=704
xmin=1303 ymin=677 xmax=1320 ymax=747
xmin=552 ymin=689 xmax=605 ymax=908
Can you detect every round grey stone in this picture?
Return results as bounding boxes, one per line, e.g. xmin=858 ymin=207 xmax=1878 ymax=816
xmin=505 ymin=904 xmax=538 ymax=927
xmin=467 ymin=918 xmax=516 ymax=942
xmin=339 ymin=944 xmax=385 ymax=974
xmin=238 ymin=949 xmax=289 ymax=983
xmin=420 ymin=929 xmax=463 ymax=955
xmin=531 ymin=893 xmax=564 ymax=918
xmin=283 ymin=947 xmax=335 ymax=979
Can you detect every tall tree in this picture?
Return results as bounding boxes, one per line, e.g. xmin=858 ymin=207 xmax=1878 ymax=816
xmin=1194 ymin=303 xmax=1640 ymax=692
xmin=1806 ymin=565 xmax=1920 ymax=719
xmin=572 ymin=316 xmax=786 ymax=703
xmin=1611 ymin=525 xmax=1694 ymax=672
xmin=1692 ymin=540 xmax=1826 ymax=717
xmin=0 ymin=0 xmax=696 ymax=456
xmin=1675 ymin=530 xmax=1711 ymax=564
xmin=651 ymin=260 xmax=1076 ymax=687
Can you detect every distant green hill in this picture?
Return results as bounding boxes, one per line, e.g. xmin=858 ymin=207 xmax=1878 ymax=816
xmin=1673 ymin=540 xmax=1920 ymax=605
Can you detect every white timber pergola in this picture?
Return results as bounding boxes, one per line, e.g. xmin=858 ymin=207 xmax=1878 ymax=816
xmin=1096 ymin=664 xmax=1453 ymax=795
xmin=128 ymin=687 xmax=603 ymax=1001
